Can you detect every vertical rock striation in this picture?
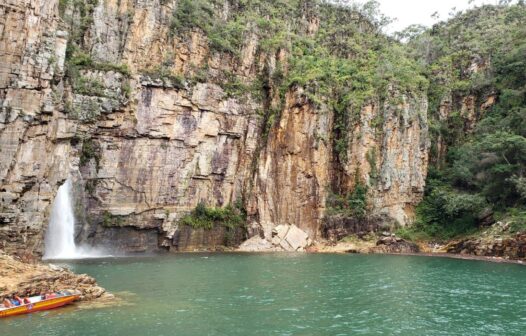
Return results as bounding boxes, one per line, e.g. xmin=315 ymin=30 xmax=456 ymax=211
xmin=0 ymin=0 xmax=72 ymax=255
xmin=0 ymin=0 xmax=431 ymax=255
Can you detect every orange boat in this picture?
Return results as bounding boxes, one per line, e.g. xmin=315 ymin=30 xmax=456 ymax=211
xmin=0 ymin=291 xmax=80 ymax=318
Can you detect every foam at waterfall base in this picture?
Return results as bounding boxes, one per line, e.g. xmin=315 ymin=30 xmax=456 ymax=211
xmin=43 ymin=179 xmax=121 ymax=260
xmin=42 ymin=245 xmax=116 ymax=260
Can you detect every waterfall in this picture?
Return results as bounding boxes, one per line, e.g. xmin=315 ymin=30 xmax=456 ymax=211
xmin=43 ymin=179 xmax=77 ymax=259
xmin=43 ymin=179 xmax=108 ymax=259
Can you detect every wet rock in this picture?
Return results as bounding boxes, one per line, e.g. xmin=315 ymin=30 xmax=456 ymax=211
xmin=446 ymin=233 xmax=526 ymax=260
xmin=372 ymin=236 xmax=420 ymax=254
xmin=0 ymin=252 xmax=108 ymax=301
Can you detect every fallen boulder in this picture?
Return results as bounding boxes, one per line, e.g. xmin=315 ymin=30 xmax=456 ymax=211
xmin=238 ymin=236 xmax=281 ymax=252
xmin=238 ymin=224 xmax=312 ymax=252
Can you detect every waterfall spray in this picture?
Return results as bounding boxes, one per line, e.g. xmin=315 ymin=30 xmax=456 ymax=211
xmin=43 ymin=179 xmax=108 ymax=259
xmin=43 ymin=179 xmax=77 ymax=259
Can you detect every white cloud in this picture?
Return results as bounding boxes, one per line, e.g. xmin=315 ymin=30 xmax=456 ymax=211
xmin=377 ymin=0 xmax=505 ymax=33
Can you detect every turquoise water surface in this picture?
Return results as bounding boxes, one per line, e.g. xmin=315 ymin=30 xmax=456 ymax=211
xmin=2 ymin=253 xmax=526 ymax=335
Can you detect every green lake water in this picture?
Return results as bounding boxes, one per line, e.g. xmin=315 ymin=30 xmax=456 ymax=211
xmin=2 ymin=253 xmax=526 ymax=335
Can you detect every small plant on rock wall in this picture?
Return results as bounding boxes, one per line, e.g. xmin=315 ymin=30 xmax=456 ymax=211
xmin=141 ymin=66 xmax=186 ymax=89
xmin=366 ymin=148 xmax=378 ymax=186
xmin=84 ymin=179 xmax=98 ymax=196
xmin=101 ymin=211 xmax=125 ymax=227
xmin=80 ymin=138 xmax=101 ymax=170
xmin=179 ymin=202 xmax=246 ymax=230
xmin=327 ymin=182 xmax=368 ymax=219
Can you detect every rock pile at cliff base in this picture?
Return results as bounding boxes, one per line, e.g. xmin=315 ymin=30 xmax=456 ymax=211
xmin=238 ymin=224 xmax=312 ymax=252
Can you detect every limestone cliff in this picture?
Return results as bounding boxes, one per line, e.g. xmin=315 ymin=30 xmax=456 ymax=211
xmin=0 ymin=0 xmax=430 ymax=255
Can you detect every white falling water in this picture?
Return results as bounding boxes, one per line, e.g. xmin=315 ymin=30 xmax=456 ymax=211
xmin=43 ymin=179 xmax=108 ymax=260
xmin=43 ymin=179 xmax=77 ymax=259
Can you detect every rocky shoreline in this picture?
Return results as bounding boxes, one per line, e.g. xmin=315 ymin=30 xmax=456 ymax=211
xmin=2 ymin=223 xmax=523 ymax=303
xmin=236 ymin=222 xmax=526 ymax=264
xmin=170 ymin=221 xmax=526 ymax=264
xmin=0 ymin=252 xmax=110 ymax=302
xmin=391 ymin=252 xmax=526 ymax=265
xmin=445 ymin=234 xmax=526 ymax=261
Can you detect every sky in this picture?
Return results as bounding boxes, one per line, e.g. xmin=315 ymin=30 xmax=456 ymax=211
xmin=376 ymin=0 xmax=506 ymax=33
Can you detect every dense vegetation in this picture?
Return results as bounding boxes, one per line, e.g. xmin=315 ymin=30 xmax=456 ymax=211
xmin=401 ymin=3 xmax=526 ymax=240
xmin=60 ymin=0 xmax=525 ymax=238
xmin=179 ymin=202 xmax=247 ymax=230
xmin=170 ymin=0 xmax=426 ymax=163
xmin=168 ymin=1 xmax=526 ymax=236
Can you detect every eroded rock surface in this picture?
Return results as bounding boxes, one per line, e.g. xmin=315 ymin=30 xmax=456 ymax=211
xmin=372 ymin=236 xmax=420 ymax=254
xmin=0 ymin=252 xmax=108 ymax=301
xmin=446 ymin=236 xmax=526 ymax=260
xmin=321 ymin=215 xmax=391 ymax=242
xmin=1 ymin=0 xmax=431 ymax=255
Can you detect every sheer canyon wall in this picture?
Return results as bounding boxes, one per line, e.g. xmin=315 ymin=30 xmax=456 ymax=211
xmin=0 ymin=0 xmax=430 ymax=255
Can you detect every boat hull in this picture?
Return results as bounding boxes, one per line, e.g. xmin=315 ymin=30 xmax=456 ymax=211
xmin=0 ymin=295 xmax=79 ymax=318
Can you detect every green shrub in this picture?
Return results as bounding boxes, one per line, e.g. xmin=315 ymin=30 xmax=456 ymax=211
xmin=141 ymin=66 xmax=185 ymax=89
xmin=366 ymin=148 xmax=378 ymax=185
xmin=395 ymin=227 xmax=432 ymax=242
xmin=413 ymin=185 xmax=487 ymax=240
xmin=170 ymin=0 xmax=215 ymax=34
xmin=72 ymin=76 xmax=106 ymax=97
xmin=80 ymin=138 xmax=101 ymax=169
xmin=68 ymin=48 xmax=130 ymax=76
xmin=500 ymin=208 xmax=526 ymax=234
xmin=327 ymin=182 xmax=368 ymax=218
xmin=102 ymin=211 xmax=125 ymax=227
xmin=179 ymin=202 xmax=246 ymax=230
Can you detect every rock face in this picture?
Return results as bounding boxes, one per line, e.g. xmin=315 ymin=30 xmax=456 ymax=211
xmin=171 ymin=225 xmax=246 ymax=252
xmin=252 ymin=89 xmax=333 ymax=240
xmin=252 ymin=88 xmax=429 ymax=240
xmin=0 ymin=252 xmax=107 ymax=301
xmin=446 ymin=235 xmax=526 ymax=260
xmin=321 ymin=215 xmax=391 ymax=242
xmin=431 ymin=57 xmax=496 ymax=167
xmin=0 ymin=0 xmax=430 ymax=255
xmin=344 ymin=93 xmax=429 ymax=226
xmin=0 ymin=0 xmax=73 ymax=255
xmin=373 ymin=236 xmax=420 ymax=254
